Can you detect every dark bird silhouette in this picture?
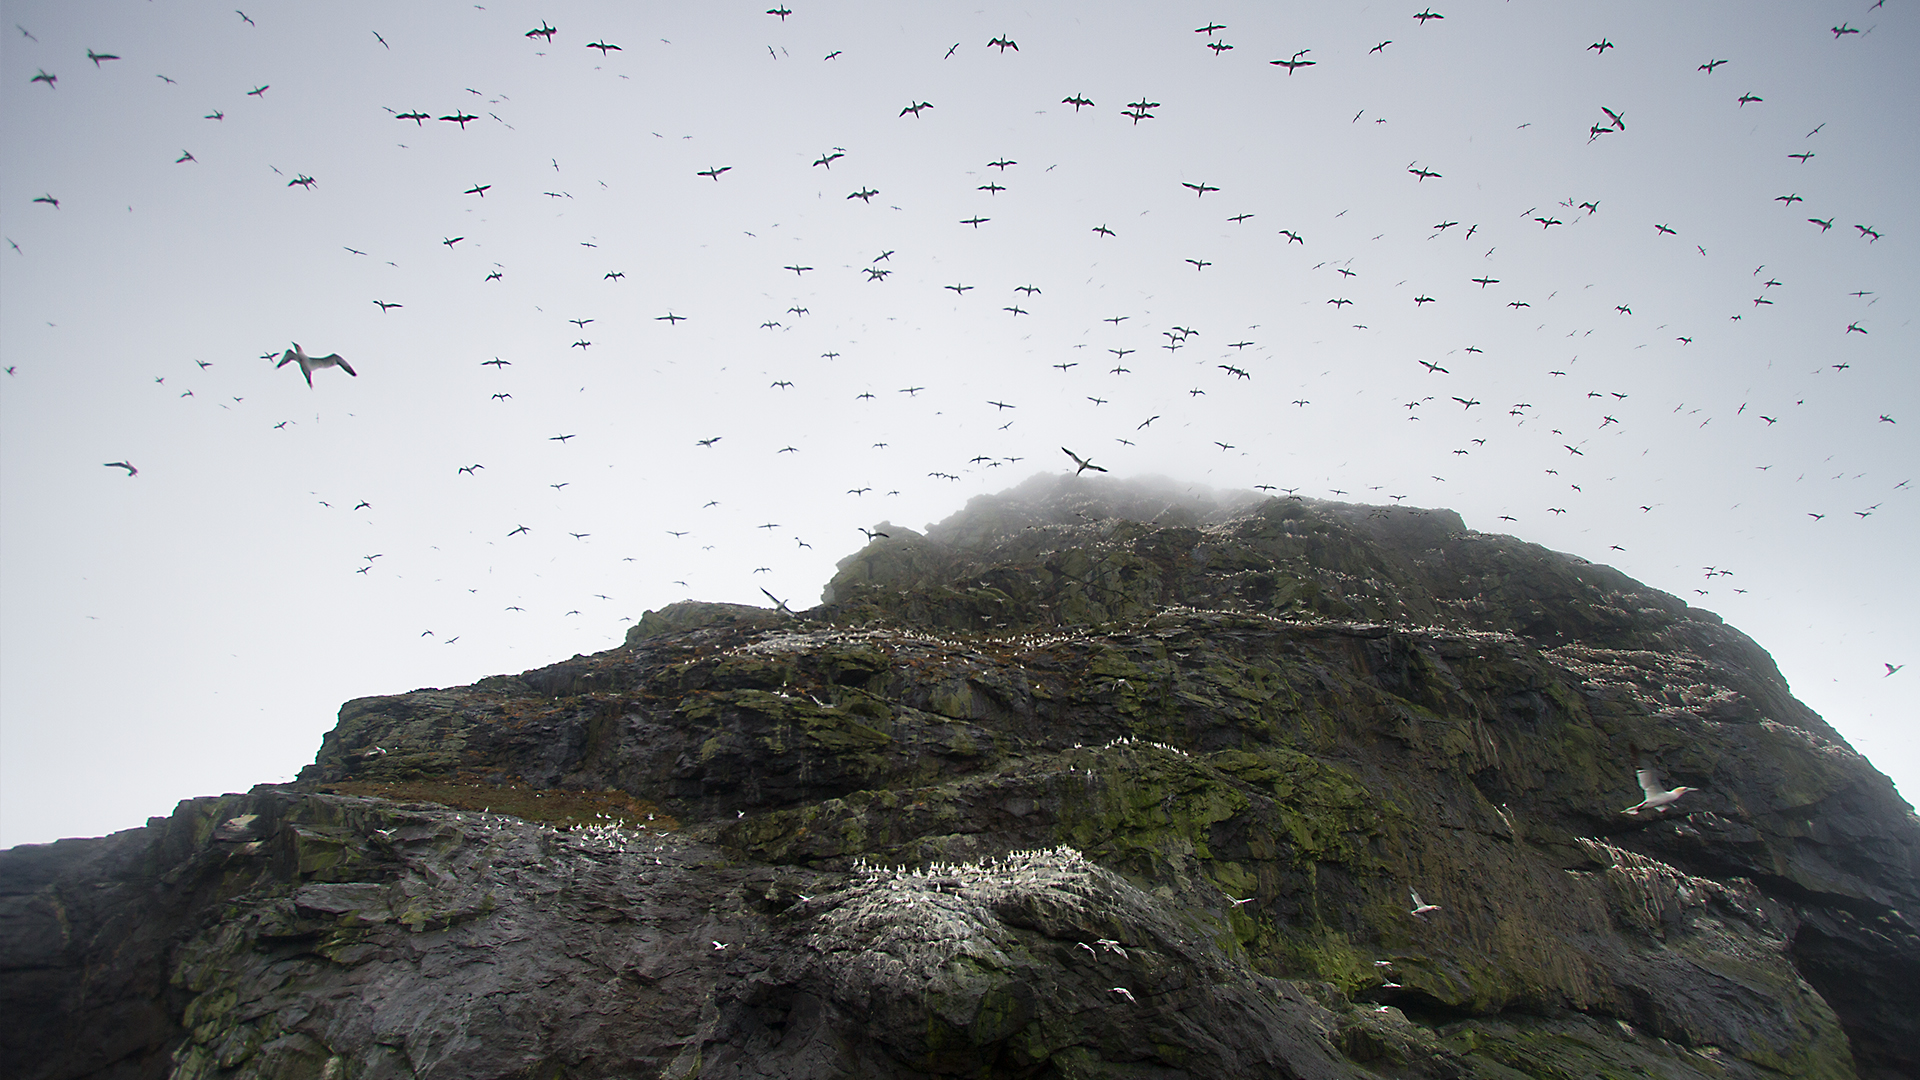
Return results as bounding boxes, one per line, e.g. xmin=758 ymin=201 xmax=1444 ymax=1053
xmin=247 ymin=84 xmax=269 ymax=97
xmin=464 ymin=183 xmax=491 ymax=197
xmin=587 ymin=40 xmax=621 ymax=54
xmin=395 ymin=110 xmax=429 ymax=124
xmin=526 ymin=21 xmax=556 ymax=42
xmin=1831 ymin=23 xmax=1859 ymax=38
xmin=103 ymin=460 xmax=137 ymax=476
xmin=960 ymin=215 xmax=989 ymax=227
xmin=1062 ymin=93 xmax=1095 ymax=110
xmin=1270 ymin=54 xmax=1315 ymax=73
xmin=1737 ymin=93 xmax=1762 ymax=106
xmin=1061 ymin=447 xmax=1107 ymax=475
xmin=32 ymin=194 xmax=59 ymax=209
xmin=767 ymin=6 xmax=792 ymax=20
xmin=87 ymin=49 xmax=118 ymax=66
xmin=372 ymin=300 xmax=401 ymax=312
xmin=987 ymin=35 xmax=1018 ymax=52
xmin=1654 ymin=223 xmax=1676 ymax=236
xmin=1195 ymin=23 xmax=1225 ymax=35
xmin=1408 ymin=165 xmax=1441 ymax=181
xmin=439 ymin=112 xmax=478 ymax=128
xmin=696 ymin=166 xmax=731 ymax=180
xmin=1699 ymin=58 xmax=1727 ymax=73
xmin=1588 ymin=38 xmax=1613 ymax=54
xmin=900 ymin=101 xmax=933 ymax=118
xmin=1181 ymin=181 xmax=1220 ymax=197
xmin=813 ymin=150 xmax=844 ymax=168
xmin=1413 ymin=9 xmax=1444 ymax=24
xmin=288 ymin=175 xmax=316 ymax=189
xmin=1092 ymin=224 xmax=1115 ymax=237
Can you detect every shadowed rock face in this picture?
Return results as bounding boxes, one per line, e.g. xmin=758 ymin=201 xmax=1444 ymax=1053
xmin=5 ymin=475 xmax=1917 ymax=1080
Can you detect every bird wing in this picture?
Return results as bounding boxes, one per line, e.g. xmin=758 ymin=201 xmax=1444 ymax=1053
xmin=1635 ymin=762 xmax=1669 ymax=800
xmin=333 ymin=357 xmax=358 ymax=376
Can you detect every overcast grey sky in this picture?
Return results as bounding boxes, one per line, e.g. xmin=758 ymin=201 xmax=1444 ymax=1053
xmin=2 ymin=1 xmax=1913 ymax=847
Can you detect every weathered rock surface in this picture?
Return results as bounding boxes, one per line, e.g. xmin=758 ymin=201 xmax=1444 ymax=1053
xmin=6 ymin=475 xmax=1918 ymax=1080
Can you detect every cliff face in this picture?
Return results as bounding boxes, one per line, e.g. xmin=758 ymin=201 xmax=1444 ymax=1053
xmin=6 ymin=475 xmax=1918 ymax=1080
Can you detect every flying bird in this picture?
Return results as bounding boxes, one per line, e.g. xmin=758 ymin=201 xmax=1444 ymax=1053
xmin=587 ymin=40 xmax=621 ymax=54
xmin=1621 ymin=749 xmax=1694 ymax=815
xmin=86 ymin=49 xmax=118 ymax=66
xmin=103 ymin=461 xmax=137 ymax=476
xmin=1061 ymin=447 xmax=1107 ymax=475
xmin=1409 ymin=890 xmax=1440 ymax=918
xmin=526 ymin=21 xmax=556 ymax=42
xmin=277 ymin=343 xmax=357 ymax=388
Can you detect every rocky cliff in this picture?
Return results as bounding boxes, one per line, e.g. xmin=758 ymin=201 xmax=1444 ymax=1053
xmin=6 ymin=474 xmax=1918 ymax=1080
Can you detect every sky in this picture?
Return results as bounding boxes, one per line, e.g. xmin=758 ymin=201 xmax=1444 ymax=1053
xmin=1 ymin=1 xmax=1913 ymax=848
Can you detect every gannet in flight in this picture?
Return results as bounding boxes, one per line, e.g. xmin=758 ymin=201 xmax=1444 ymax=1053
xmin=1409 ymin=889 xmax=1440 ymax=918
xmin=1061 ymin=447 xmax=1107 ymax=475
xmin=1622 ymin=749 xmax=1694 ymax=815
xmin=277 ymin=343 xmax=357 ymax=387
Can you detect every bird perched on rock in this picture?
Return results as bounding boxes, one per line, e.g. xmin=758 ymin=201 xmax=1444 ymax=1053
xmin=1621 ymin=748 xmax=1693 ymax=815
xmin=277 ymin=343 xmax=357 ymax=387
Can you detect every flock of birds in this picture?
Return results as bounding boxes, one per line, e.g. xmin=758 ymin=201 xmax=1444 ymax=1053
xmin=8 ymin=5 xmax=1907 ymax=681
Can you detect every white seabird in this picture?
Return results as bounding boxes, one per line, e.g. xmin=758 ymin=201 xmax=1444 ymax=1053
xmin=1409 ymin=889 xmax=1440 ymax=919
xmin=277 ymin=343 xmax=357 ymax=387
xmin=1622 ymin=749 xmax=1694 ymax=816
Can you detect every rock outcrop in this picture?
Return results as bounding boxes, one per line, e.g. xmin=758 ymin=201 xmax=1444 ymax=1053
xmin=6 ymin=475 xmax=1918 ymax=1080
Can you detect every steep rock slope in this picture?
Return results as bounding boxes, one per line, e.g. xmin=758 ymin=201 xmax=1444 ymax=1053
xmin=5 ymin=475 xmax=1916 ymax=1080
